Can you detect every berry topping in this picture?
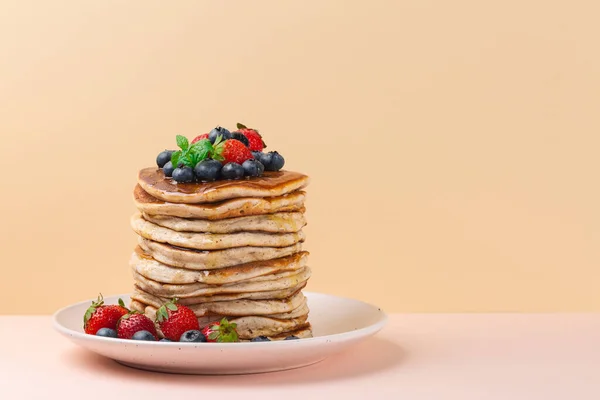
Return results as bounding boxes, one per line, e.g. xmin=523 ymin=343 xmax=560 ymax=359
xmin=172 ymin=166 xmax=195 ymax=183
xmin=179 ymin=330 xmax=207 ymax=343
xmin=231 ymin=132 xmax=250 ymax=147
xmin=220 ymin=162 xmax=245 ymax=180
xmin=83 ymin=294 xmax=129 ymax=335
xmin=242 ymin=159 xmax=264 ymax=177
xmin=255 ymin=152 xmax=272 ymax=169
xmin=191 ymin=133 xmax=209 ymax=144
xmin=132 ymin=330 xmax=156 ymax=341
xmin=95 ymin=328 xmax=118 ymax=338
xmin=159 ymin=338 xmax=173 ymax=342
xmin=265 ymin=151 xmax=285 ymax=171
xmin=156 ymin=150 xmax=174 ymax=168
xmin=212 ymin=139 xmax=253 ymax=165
xmin=194 ymin=159 xmax=222 ymax=182
xmin=236 ymin=123 xmax=267 ymax=152
xmin=155 ymin=298 xmax=200 ymax=342
xmin=116 ymin=312 xmax=158 ymax=340
xmin=162 ymin=161 xmax=175 ymax=177
xmin=201 ymin=318 xmax=239 ymax=343
xmin=251 ymin=335 xmax=271 ymax=342
xmin=208 ymin=126 xmax=232 ymax=144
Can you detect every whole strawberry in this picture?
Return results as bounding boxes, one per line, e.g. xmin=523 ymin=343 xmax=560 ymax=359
xmin=236 ymin=122 xmax=266 ymax=152
xmin=212 ymin=138 xmax=253 ymax=165
xmin=116 ymin=312 xmax=158 ymax=340
xmin=191 ymin=133 xmax=209 ymax=144
xmin=83 ymin=294 xmax=129 ymax=335
xmin=155 ymin=298 xmax=200 ymax=341
xmin=201 ymin=318 xmax=239 ymax=343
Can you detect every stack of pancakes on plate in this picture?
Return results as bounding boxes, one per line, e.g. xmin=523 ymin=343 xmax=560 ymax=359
xmin=128 ymin=167 xmax=312 ymax=340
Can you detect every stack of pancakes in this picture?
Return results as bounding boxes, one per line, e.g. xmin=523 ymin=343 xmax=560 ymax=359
xmin=128 ymin=167 xmax=312 ymax=340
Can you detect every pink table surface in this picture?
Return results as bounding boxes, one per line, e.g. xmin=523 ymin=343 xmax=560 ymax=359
xmin=1 ymin=314 xmax=599 ymax=399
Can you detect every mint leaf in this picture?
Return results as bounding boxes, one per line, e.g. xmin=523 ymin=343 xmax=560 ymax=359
xmin=178 ymin=154 xmax=194 ymax=168
xmin=236 ymin=123 xmax=247 ymax=129
xmin=171 ymin=150 xmax=182 ymax=168
xmin=176 ymin=135 xmax=189 ymax=151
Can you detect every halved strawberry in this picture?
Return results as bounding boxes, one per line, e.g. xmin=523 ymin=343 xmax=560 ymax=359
xmin=83 ymin=294 xmax=129 ymax=335
xmin=155 ymin=298 xmax=200 ymax=341
xmin=201 ymin=318 xmax=239 ymax=342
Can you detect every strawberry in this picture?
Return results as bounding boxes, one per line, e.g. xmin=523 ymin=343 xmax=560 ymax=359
xmin=83 ymin=294 xmax=129 ymax=335
xmin=116 ymin=312 xmax=158 ymax=340
xmin=191 ymin=133 xmax=209 ymax=144
xmin=236 ymin=122 xmax=266 ymax=152
xmin=155 ymin=298 xmax=200 ymax=341
xmin=212 ymin=138 xmax=253 ymax=165
xmin=201 ymin=317 xmax=239 ymax=342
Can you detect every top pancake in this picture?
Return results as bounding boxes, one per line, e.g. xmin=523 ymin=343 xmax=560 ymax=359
xmin=138 ymin=168 xmax=310 ymax=204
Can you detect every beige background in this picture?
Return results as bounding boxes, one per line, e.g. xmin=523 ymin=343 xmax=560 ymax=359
xmin=0 ymin=0 xmax=598 ymax=314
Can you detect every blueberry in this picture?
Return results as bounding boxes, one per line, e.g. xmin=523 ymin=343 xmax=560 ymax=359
xmin=159 ymin=338 xmax=173 ymax=342
xmin=172 ymin=166 xmax=195 ymax=183
xmin=257 ymin=152 xmax=273 ymax=170
xmin=95 ymin=328 xmax=117 ymax=338
xmin=156 ymin=150 xmax=174 ymax=168
xmin=220 ymin=162 xmax=245 ymax=180
xmin=179 ymin=330 xmax=206 ymax=343
xmin=265 ymin=151 xmax=285 ymax=171
xmin=208 ymin=126 xmax=232 ymax=144
xmin=284 ymin=335 xmax=299 ymax=340
xmin=242 ymin=159 xmax=264 ymax=177
xmin=251 ymin=335 xmax=271 ymax=342
xmin=252 ymin=151 xmax=263 ymax=160
xmin=163 ymin=161 xmax=175 ymax=177
xmin=194 ymin=159 xmax=222 ymax=182
xmin=132 ymin=330 xmax=156 ymax=341
xmin=231 ymin=132 xmax=250 ymax=147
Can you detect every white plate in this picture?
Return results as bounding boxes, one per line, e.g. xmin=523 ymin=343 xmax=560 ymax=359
xmin=53 ymin=292 xmax=387 ymax=375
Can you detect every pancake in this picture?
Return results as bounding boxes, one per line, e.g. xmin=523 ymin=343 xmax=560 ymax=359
xmin=138 ymin=237 xmax=303 ymax=270
xmin=230 ymin=315 xmax=310 ymax=339
xmin=142 ymin=211 xmax=307 ymax=234
xmin=138 ymin=168 xmax=310 ymax=204
xmin=130 ymin=247 xmax=309 ymax=284
xmin=131 ymin=266 xmax=312 ymax=298
xmin=130 ymin=290 xmax=307 ymax=317
xmin=134 ymin=184 xmax=306 ymax=220
xmin=130 ymin=299 xmax=312 ymax=340
xmin=132 ymin=283 xmax=307 ymax=305
xmin=131 ymin=213 xmax=305 ymax=250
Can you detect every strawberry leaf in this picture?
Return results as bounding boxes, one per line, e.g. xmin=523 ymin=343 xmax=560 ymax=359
xmin=236 ymin=123 xmax=247 ymax=129
xmin=166 ymin=303 xmax=178 ymax=311
xmin=208 ymin=331 xmax=220 ymax=340
xmin=118 ymin=298 xmax=125 ymax=308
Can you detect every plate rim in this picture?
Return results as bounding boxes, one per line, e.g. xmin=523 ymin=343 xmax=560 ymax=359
xmin=52 ymin=291 xmax=389 ymax=347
